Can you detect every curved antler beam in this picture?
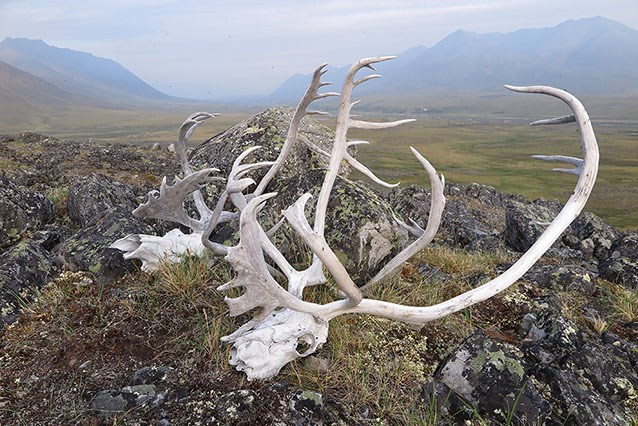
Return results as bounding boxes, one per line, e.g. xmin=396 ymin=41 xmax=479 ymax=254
xmin=321 ymin=85 xmax=599 ymax=324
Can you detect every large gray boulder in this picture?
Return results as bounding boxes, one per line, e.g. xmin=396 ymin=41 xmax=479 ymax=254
xmin=266 ymin=170 xmax=409 ymax=285
xmin=503 ymin=198 xmax=562 ymax=253
xmin=190 ymin=107 xmax=409 ymax=286
xmin=67 ymin=174 xmax=140 ymax=228
xmin=431 ymin=330 xmax=552 ymax=425
xmin=190 ymin=106 xmax=341 ymax=182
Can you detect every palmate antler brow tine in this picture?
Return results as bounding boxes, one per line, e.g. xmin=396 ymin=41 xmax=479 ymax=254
xmin=133 ymin=168 xmax=223 ymax=231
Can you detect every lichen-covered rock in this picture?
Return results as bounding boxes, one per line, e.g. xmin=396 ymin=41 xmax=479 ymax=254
xmin=431 ymin=297 xmax=638 ymax=425
xmin=267 ymin=170 xmax=409 ymax=285
xmin=386 ymin=183 xmax=510 ymax=251
xmin=522 ymin=264 xmax=598 ymax=296
xmin=521 ymin=303 xmax=637 ymax=424
xmin=56 ymin=213 xmax=153 ymax=281
xmin=91 ymin=366 xmax=172 ymax=415
xmin=57 ymin=175 xmax=158 ymax=280
xmin=67 ymin=173 xmax=140 ymax=228
xmin=503 ymin=199 xmax=562 ymax=252
xmin=211 ymin=390 xmax=257 ymax=423
xmin=0 ymin=175 xmax=54 ymax=250
xmin=521 ymin=302 xmax=584 ymax=364
xmin=599 ymin=233 xmax=638 ymax=288
xmin=289 ymin=389 xmax=328 ymax=425
xmin=189 ymin=107 xmax=341 ymax=183
xmin=0 ymin=229 xmax=64 ymax=330
xmin=568 ymin=212 xmax=621 ymax=261
xmin=432 ymin=330 xmax=552 ymax=425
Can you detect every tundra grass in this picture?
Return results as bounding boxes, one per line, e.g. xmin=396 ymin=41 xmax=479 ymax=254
xmin=346 ymin=119 xmax=638 ymax=229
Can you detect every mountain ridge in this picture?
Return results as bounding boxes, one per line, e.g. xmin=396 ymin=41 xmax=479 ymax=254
xmin=0 ymin=37 xmax=172 ymax=105
xmin=269 ymin=16 xmax=638 ymax=102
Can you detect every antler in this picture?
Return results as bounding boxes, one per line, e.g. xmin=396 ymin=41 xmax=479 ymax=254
xmin=254 ymin=63 xmax=339 ymax=197
xmin=215 ymin=56 xmax=447 ymax=379
xmin=112 ymin=55 xmax=600 ymax=381
xmin=320 ymin=85 xmax=599 ymax=324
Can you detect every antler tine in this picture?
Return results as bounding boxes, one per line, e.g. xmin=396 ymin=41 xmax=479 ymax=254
xmin=322 ymin=85 xmax=599 ymax=324
xmin=307 ymin=56 xmax=415 ymax=305
xmin=345 ymin=153 xmax=400 ymax=188
xmin=360 ymin=147 xmax=445 ymax=292
xmin=176 ymin=111 xmax=219 ymax=222
xmin=530 ymin=114 xmax=576 ymax=126
xmin=253 ymin=63 xmax=331 ymax=196
xmin=393 ymin=215 xmax=425 ymax=237
xmin=314 ymin=56 xmax=403 ymax=236
xmin=532 ymin=154 xmax=583 ymax=175
xmin=350 ymin=118 xmax=416 ymax=130
xmin=354 ymin=74 xmax=382 ymax=87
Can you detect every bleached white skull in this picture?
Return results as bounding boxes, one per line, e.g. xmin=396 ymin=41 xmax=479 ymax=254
xmin=224 ymin=308 xmax=328 ymax=381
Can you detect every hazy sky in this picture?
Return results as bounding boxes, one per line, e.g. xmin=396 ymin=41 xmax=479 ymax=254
xmin=1 ymin=0 xmax=637 ymax=98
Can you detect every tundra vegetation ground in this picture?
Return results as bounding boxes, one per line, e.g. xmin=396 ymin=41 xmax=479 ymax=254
xmin=1 ymin=248 xmax=636 ymax=424
xmin=0 ymin=97 xmax=636 ymax=423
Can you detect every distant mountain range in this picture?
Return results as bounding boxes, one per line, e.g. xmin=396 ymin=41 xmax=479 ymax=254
xmin=1 ymin=16 xmax=637 ymax=111
xmin=0 ymin=37 xmax=172 ymax=107
xmin=270 ymin=16 xmax=638 ymax=102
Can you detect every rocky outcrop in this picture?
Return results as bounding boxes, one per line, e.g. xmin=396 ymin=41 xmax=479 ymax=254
xmin=190 ymin=107 xmax=341 ymax=181
xmin=67 ymin=174 xmax=140 ymax=228
xmin=568 ymin=212 xmax=621 ymax=261
xmin=0 ymin=172 xmax=153 ymax=331
xmin=56 ymin=174 xmax=154 ymax=281
xmin=425 ymin=292 xmax=637 ymax=425
xmin=266 ymin=169 xmax=409 ymax=284
xmin=0 ymin=174 xmax=60 ymax=331
xmin=430 ymin=330 xmax=552 ymax=425
xmin=0 ymin=175 xmax=54 ymax=250
xmin=0 ymin=228 xmax=64 ymax=330
xmin=599 ymin=233 xmax=638 ymax=288
xmin=386 ymin=182 xmax=513 ymax=252
xmin=503 ymin=199 xmax=563 ymax=252
xmin=191 ymin=107 xmax=408 ymax=285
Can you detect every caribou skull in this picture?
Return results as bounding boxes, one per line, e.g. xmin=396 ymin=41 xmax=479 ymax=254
xmin=112 ymin=56 xmax=599 ymax=380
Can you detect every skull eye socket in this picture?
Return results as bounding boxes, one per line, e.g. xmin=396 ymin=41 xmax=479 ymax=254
xmin=294 ymin=334 xmax=316 ymax=357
